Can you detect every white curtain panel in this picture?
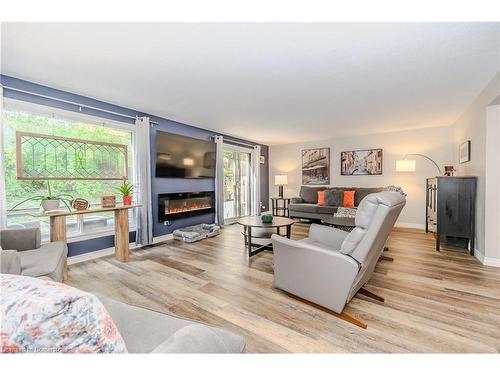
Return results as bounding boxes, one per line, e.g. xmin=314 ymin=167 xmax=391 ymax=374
xmin=250 ymin=145 xmax=261 ymax=216
xmin=134 ymin=116 xmax=153 ymax=245
xmin=214 ymin=135 xmax=225 ymax=226
xmin=0 ymin=86 xmax=6 ymax=229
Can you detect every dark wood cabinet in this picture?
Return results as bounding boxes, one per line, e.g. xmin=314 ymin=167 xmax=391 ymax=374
xmin=426 ymin=176 xmax=476 ymax=254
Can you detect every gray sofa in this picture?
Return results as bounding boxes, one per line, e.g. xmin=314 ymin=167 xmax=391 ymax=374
xmin=289 ymin=186 xmax=383 ymax=221
xmin=99 ymin=296 xmax=245 ymax=353
xmin=0 ymin=228 xmax=68 ymax=282
xmin=272 ymin=191 xmax=406 ymax=328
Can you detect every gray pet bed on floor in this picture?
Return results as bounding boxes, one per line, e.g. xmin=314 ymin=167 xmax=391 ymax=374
xmin=173 ymin=224 xmax=221 ymax=243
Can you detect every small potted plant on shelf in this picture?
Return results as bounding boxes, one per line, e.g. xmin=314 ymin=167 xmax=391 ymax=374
xmin=116 ymin=181 xmax=134 ymax=206
xmin=9 ymin=181 xmax=73 ymax=212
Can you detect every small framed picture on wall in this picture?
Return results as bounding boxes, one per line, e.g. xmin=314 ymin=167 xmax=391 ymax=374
xmin=459 ymin=141 xmax=471 ymax=164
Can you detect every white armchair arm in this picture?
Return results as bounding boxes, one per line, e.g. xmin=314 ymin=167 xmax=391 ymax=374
xmin=308 ymin=223 xmax=349 ymax=250
xmin=271 ymin=234 xmax=360 ymax=313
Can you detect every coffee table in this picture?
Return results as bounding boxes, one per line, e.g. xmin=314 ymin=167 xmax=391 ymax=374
xmin=321 ymin=216 xmax=356 ymax=232
xmin=237 ymin=216 xmax=296 ymax=257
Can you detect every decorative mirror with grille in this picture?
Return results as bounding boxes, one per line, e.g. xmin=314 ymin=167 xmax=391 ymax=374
xmin=16 ymin=131 xmax=129 ymax=180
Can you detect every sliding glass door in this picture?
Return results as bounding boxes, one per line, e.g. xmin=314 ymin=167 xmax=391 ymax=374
xmin=223 ymin=147 xmax=251 ymax=222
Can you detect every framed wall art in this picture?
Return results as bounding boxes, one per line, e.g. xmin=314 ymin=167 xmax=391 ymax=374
xmin=341 ymin=149 xmax=383 ymax=175
xmin=459 ymin=141 xmax=471 ymax=164
xmin=301 ymin=148 xmax=330 ymax=185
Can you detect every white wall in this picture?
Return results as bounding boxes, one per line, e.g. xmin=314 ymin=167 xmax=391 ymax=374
xmin=485 ymin=102 xmax=500 ymax=266
xmin=453 ymin=72 xmax=500 ymax=260
xmin=269 ymin=126 xmax=454 ymax=228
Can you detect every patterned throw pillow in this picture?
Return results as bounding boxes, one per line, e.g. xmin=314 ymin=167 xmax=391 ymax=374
xmin=1 ymin=274 xmax=127 ymax=354
xmin=334 ymin=207 xmax=357 ymax=218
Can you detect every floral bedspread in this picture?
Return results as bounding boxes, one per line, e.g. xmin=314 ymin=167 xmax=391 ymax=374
xmin=1 ymin=274 xmax=127 ymax=353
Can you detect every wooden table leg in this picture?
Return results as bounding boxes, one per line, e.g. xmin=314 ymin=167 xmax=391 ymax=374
xmin=114 ymin=208 xmax=130 ymax=262
xmin=50 ymin=216 xmax=68 ymax=281
xmin=50 ymin=216 xmax=67 ymax=242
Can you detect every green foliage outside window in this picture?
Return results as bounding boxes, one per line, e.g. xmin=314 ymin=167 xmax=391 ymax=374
xmin=3 ymin=109 xmax=133 ymax=211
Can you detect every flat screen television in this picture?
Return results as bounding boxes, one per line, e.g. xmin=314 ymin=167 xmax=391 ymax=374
xmin=155 ymin=131 xmax=216 ymax=178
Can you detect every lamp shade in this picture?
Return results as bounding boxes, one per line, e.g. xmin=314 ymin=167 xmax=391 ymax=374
xmin=274 ymin=175 xmax=288 ymax=185
xmin=396 ymin=159 xmax=416 ymax=172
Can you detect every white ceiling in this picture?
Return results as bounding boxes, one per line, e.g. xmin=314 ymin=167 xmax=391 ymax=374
xmin=1 ymin=23 xmax=499 ymax=145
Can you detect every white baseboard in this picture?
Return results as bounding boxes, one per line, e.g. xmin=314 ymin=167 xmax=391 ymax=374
xmin=152 ymin=233 xmax=174 ymax=244
xmin=394 ymin=221 xmax=426 ymax=230
xmin=68 ymin=234 xmax=174 ymax=265
xmin=474 ymin=250 xmax=500 ymax=267
xmin=68 ymin=246 xmax=122 ymax=265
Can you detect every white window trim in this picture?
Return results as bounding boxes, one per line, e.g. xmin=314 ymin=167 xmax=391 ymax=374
xmin=2 ymin=97 xmax=138 ymax=242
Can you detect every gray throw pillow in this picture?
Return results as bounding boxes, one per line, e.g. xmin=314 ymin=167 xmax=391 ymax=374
xmin=324 ymin=189 xmax=343 ymax=206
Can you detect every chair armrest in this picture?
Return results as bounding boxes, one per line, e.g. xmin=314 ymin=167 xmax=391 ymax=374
xmin=308 ymin=223 xmax=348 ymax=249
xmin=290 ymin=197 xmax=304 ymax=204
xmin=0 ymin=228 xmax=41 ymax=251
xmin=271 ymin=234 xmax=360 ymax=313
xmin=0 ymin=250 xmax=21 ymax=275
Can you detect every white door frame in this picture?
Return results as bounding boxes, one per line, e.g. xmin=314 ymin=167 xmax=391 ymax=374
xmin=223 ymin=144 xmax=253 ymax=223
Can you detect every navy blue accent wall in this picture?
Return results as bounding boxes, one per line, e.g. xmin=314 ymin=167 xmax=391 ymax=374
xmin=1 ymin=75 xmax=269 ymax=256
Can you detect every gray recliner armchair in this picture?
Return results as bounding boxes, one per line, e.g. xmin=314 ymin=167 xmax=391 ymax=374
xmin=272 ymin=191 xmax=406 ymax=328
xmin=0 ymin=228 xmax=68 ymax=282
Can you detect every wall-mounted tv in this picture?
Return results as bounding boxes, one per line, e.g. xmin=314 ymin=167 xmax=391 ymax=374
xmin=155 ymin=131 xmax=216 ymax=178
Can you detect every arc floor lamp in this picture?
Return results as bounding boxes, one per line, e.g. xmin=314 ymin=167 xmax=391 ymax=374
xmin=396 ymin=154 xmax=442 ymax=175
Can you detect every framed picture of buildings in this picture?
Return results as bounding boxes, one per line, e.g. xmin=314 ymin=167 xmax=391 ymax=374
xmin=302 ymin=148 xmax=330 ymax=185
xmin=341 ymin=149 xmax=383 ymax=175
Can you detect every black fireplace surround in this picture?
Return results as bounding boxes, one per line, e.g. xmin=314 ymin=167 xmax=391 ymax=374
xmin=158 ymin=191 xmax=215 ymax=222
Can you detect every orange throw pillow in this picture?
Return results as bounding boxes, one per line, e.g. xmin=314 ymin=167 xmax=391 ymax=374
xmin=317 ymin=191 xmax=326 ymax=206
xmin=343 ymin=190 xmax=355 ymax=208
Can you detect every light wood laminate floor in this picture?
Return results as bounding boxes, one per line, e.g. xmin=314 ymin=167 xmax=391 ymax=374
xmin=67 ymin=223 xmax=500 ymax=353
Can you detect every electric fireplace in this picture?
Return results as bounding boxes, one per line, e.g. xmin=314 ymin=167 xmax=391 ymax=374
xmin=158 ymin=191 xmax=215 ymax=222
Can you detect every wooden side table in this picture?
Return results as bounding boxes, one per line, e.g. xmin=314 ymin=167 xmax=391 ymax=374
xmin=270 ymin=197 xmax=291 ymax=217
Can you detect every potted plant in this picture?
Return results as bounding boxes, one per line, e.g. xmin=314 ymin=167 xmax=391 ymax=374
xmin=116 ymin=181 xmax=134 ymax=206
xmin=9 ymin=181 xmax=73 ymax=212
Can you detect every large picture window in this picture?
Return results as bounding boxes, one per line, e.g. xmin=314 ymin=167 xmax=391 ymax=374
xmin=2 ymin=100 xmax=136 ymax=241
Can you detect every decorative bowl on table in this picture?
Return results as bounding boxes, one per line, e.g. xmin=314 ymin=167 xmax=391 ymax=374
xmin=261 ymin=214 xmax=273 ymax=223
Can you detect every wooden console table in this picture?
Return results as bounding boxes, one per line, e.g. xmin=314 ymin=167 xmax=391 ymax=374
xmin=47 ymin=204 xmax=140 ymax=262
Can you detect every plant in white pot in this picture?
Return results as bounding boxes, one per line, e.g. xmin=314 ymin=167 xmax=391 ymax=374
xmin=9 ymin=181 xmax=73 ymax=212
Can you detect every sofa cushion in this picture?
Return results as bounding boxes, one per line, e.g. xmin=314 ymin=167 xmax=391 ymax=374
xmin=317 ymin=205 xmax=336 ymax=215
xmin=98 ymin=296 xmax=245 ymax=353
xmin=323 ymin=189 xmax=341 ymax=206
xmin=289 ymin=203 xmax=319 ymax=214
xmin=151 ymin=324 xmax=245 ymax=353
xmin=0 ymin=274 xmax=127 ymax=353
xmin=354 ymin=188 xmax=383 ymax=206
xmin=0 ymin=250 xmax=21 ymax=275
xmin=299 ymin=186 xmax=325 ymax=204
xmin=0 ymin=228 xmax=41 ymax=251
xmin=20 ymin=241 xmax=67 ymax=282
